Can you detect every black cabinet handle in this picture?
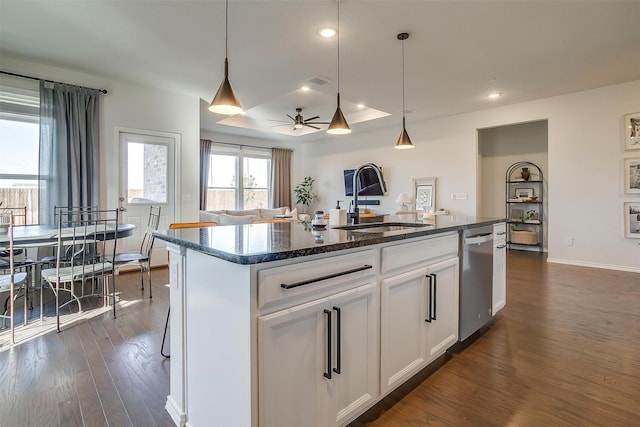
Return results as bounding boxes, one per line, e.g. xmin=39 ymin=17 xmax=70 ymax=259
xmin=425 ymin=275 xmax=432 ymax=323
xmin=496 ymin=244 xmax=506 ymax=249
xmin=323 ymin=309 xmax=332 ymax=380
xmin=333 ymin=306 xmax=341 ymax=375
xmin=281 ymin=265 xmax=373 ymax=289
xmin=431 ymin=273 xmax=437 ymax=321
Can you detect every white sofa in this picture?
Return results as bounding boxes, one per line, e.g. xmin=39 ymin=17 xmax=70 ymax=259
xmin=199 ymin=207 xmax=310 ymax=225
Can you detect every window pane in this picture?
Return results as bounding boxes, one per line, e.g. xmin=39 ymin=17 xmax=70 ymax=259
xmin=243 ymin=157 xmax=270 ymax=188
xmin=127 ymin=142 xmax=168 ymax=203
xmin=209 ymin=154 xmax=237 ymax=187
xmin=244 ymin=189 xmax=268 ymax=209
xmin=206 ymin=189 xmax=236 ymax=210
xmin=0 ymin=119 xmax=39 ymax=175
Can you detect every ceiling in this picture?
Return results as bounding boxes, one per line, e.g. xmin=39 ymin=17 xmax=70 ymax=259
xmin=1 ymin=1 xmax=639 ymax=142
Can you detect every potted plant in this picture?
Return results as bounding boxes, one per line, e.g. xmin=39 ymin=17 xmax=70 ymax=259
xmin=293 ymin=176 xmax=317 ymax=213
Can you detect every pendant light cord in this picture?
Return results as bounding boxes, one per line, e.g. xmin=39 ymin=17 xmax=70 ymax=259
xmin=225 ymin=0 xmax=229 ymax=59
xmin=401 ymin=37 xmax=405 ymax=119
xmin=337 ymin=0 xmax=341 ymax=94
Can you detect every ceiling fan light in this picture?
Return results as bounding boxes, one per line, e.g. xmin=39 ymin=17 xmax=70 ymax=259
xmin=209 ymin=58 xmax=243 ymax=115
xmin=294 ymin=123 xmax=304 ymax=129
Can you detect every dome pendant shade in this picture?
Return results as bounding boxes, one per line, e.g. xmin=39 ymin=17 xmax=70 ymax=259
xmin=395 ymin=118 xmax=414 ymax=149
xmin=327 ymin=93 xmax=351 ymax=135
xmin=209 ymin=58 xmax=243 ymax=115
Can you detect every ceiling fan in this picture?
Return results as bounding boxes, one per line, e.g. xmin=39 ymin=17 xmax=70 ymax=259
xmin=271 ymin=108 xmax=329 ymax=130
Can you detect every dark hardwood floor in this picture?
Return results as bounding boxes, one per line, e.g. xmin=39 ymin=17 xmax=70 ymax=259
xmin=1 ymin=251 xmax=639 ymax=426
xmin=0 ymin=268 xmax=175 ymax=427
xmin=351 ymin=251 xmax=640 ymax=427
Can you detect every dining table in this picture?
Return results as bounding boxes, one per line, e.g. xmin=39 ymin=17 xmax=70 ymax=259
xmin=0 ymin=223 xmax=136 ymax=247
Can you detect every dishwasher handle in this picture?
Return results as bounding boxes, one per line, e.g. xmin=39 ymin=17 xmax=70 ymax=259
xmin=464 ymin=233 xmax=493 ymax=245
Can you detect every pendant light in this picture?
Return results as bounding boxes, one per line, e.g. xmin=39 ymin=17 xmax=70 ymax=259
xmin=394 ymin=32 xmax=414 ymax=149
xmin=327 ymin=0 xmax=351 ymax=135
xmin=209 ymin=0 xmax=243 ymax=115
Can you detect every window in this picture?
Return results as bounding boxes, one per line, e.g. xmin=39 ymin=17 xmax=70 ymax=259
xmin=206 ymin=146 xmax=271 ymax=210
xmin=0 ymin=84 xmax=40 ymax=224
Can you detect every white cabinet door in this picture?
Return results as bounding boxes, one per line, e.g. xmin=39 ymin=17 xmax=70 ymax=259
xmin=258 ymin=297 xmax=329 ymax=427
xmin=425 ymin=257 xmax=459 ymax=362
xmin=258 ymin=283 xmax=378 ymax=427
xmin=492 ymin=242 xmax=507 ymax=314
xmin=327 ymin=283 xmax=379 ymax=426
xmin=380 ymin=266 xmax=430 ymax=395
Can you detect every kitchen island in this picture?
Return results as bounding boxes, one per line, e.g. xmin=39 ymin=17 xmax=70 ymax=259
xmin=154 ymin=215 xmax=504 ymax=427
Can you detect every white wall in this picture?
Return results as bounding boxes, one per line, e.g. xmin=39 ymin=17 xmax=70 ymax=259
xmin=1 ymin=53 xmax=200 ymax=222
xmin=299 ymin=80 xmax=640 ymax=272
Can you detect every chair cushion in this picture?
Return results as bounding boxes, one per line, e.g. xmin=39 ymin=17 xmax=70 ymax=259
xmin=42 ymin=263 xmax=113 ymax=283
xmin=217 ymin=214 xmax=257 ymax=225
xmin=0 ymin=272 xmax=28 ymax=291
xmin=114 ymin=252 xmax=148 ymax=263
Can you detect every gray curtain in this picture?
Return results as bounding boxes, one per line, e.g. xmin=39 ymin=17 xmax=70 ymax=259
xmin=200 ymin=139 xmax=213 ymax=210
xmin=270 ymin=147 xmax=292 ymax=208
xmin=39 ymin=81 xmax=100 ymax=225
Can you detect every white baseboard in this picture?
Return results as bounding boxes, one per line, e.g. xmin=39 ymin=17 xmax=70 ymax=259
xmin=546 ymin=257 xmax=640 ymax=273
xmin=165 ymin=395 xmax=187 ymax=427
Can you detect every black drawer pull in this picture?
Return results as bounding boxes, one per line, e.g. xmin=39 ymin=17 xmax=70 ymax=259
xmin=324 ymin=309 xmax=332 ymax=380
xmin=281 ymin=264 xmax=373 ymax=289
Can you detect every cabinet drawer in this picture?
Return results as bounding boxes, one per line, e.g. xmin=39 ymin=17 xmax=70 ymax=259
xmin=258 ymin=250 xmax=375 ymax=310
xmin=493 ymin=222 xmax=507 ymax=244
xmin=381 ymin=233 xmax=458 ymax=275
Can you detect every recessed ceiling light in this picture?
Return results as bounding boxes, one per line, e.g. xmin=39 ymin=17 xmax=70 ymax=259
xmin=319 ymin=28 xmax=336 ymax=38
xmin=356 ymin=103 xmax=365 ymax=109
xmin=300 ymin=86 xmax=310 ymax=92
xmin=487 ymin=92 xmax=502 ymax=99
xmin=240 ymin=111 xmax=247 ymax=115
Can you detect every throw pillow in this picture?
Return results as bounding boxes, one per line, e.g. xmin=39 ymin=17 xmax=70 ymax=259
xmin=200 ymin=211 xmax=220 ymax=223
xmin=284 ymin=208 xmax=298 ymax=220
xmin=217 ymin=213 xmax=257 ymax=225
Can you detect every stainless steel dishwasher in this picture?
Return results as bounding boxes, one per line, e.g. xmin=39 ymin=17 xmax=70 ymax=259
xmin=459 ymin=225 xmax=494 ymax=341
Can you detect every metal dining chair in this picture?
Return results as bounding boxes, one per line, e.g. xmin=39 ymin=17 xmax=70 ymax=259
xmin=114 ymin=206 xmax=161 ymax=298
xmin=40 ymin=209 xmax=119 ymax=332
xmin=0 ymin=213 xmax=29 ymax=344
xmin=160 ymin=221 xmax=217 ymax=358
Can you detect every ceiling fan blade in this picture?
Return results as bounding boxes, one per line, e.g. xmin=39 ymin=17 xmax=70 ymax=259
xmin=286 ymin=114 xmax=295 ymax=121
xmin=304 ymin=124 xmax=321 ymax=130
xmin=305 ymin=115 xmax=320 ymax=122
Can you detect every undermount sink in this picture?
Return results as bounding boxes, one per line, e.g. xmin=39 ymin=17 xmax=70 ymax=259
xmin=332 ymin=222 xmax=432 ymax=233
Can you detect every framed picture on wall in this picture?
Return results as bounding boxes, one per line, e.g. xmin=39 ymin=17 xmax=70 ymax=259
xmin=624 ymin=202 xmax=640 ymax=238
xmin=625 ymin=112 xmax=640 ymax=150
xmin=624 ymin=157 xmax=640 ymax=194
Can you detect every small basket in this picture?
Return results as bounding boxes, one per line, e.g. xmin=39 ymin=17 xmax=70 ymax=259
xmin=511 ymin=230 xmax=537 ymax=245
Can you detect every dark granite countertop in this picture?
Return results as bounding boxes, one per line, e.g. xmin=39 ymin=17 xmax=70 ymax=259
xmin=153 ymin=215 xmax=505 ymax=265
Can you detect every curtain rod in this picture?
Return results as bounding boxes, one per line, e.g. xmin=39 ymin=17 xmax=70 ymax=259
xmin=212 ymin=141 xmax=293 ymax=152
xmin=0 ymin=70 xmax=108 ymax=94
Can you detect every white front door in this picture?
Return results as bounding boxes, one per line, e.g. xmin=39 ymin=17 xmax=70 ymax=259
xmin=118 ymin=130 xmax=179 ymax=266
